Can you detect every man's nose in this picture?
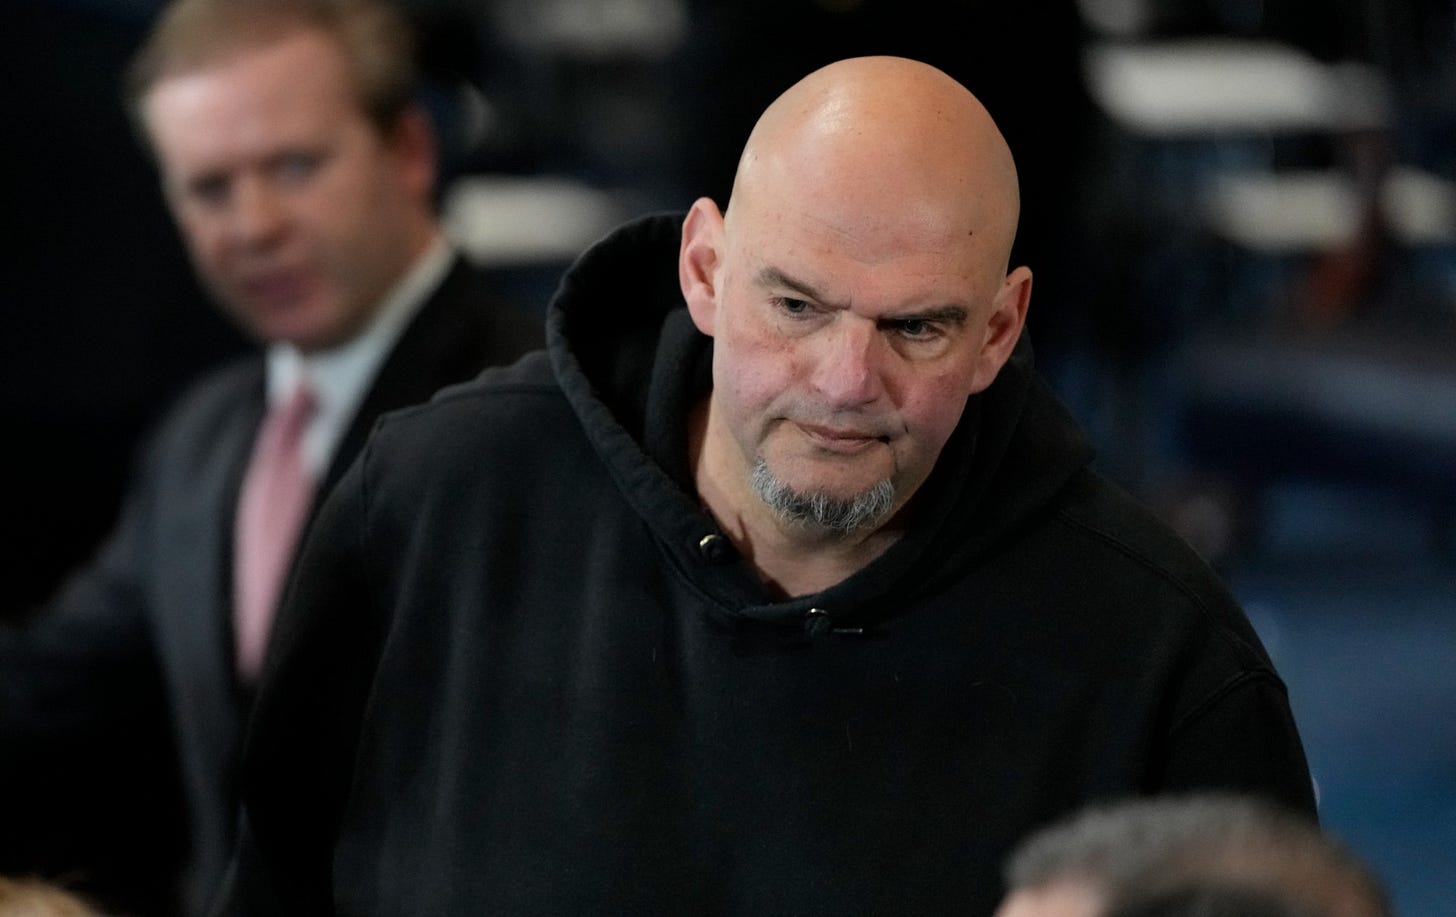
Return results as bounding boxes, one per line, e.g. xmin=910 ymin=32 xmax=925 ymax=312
xmin=811 ymin=318 xmax=886 ymax=407
xmin=230 ymin=175 xmax=288 ymax=246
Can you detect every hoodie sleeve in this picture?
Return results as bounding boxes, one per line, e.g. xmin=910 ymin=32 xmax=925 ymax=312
xmin=1158 ymin=669 xmax=1319 ymax=818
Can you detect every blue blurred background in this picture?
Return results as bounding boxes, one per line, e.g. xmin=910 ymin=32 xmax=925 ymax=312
xmin=3 ymin=0 xmax=1453 ymax=912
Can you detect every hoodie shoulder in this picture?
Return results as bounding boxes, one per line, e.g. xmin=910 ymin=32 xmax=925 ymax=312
xmin=364 ymin=350 xmax=565 ymax=464
xmin=1051 ymin=469 xmax=1274 ymax=662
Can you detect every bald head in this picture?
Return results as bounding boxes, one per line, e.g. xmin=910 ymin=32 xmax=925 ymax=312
xmin=678 ymin=55 xmax=1036 ymax=576
xmin=728 ymin=56 xmax=1022 ymax=278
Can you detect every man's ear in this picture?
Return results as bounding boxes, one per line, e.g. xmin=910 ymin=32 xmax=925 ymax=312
xmin=391 ymin=105 xmax=438 ymax=203
xmin=679 ymin=197 xmax=725 ymax=336
xmin=969 ymin=265 xmax=1033 ymax=394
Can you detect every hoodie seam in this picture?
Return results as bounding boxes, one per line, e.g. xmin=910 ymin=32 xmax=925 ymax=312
xmin=1052 ymin=507 xmax=1278 ymax=669
xmin=1164 ymin=668 xmax=1289 ymax=739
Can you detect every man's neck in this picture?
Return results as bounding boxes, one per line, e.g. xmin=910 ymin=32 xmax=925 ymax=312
xmin=689 ymin=397 xmax=903 ymax=599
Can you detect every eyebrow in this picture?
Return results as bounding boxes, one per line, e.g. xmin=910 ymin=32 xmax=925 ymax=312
xmin=758 ymin=266 xmax=824 ymax=301
xmin=883 ymin=305 xmax=969 ymax=326
xmin=757 ymin=265 xmax=970 ymax=325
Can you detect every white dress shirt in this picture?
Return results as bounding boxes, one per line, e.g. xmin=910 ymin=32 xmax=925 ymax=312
xmin=260 ymin=235 xmax=454 ymax=479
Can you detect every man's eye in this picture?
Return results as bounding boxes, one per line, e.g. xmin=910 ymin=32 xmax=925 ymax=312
xmin=185 ymin=175 xmax=230 ymax=207
xmin=775 ymin=297 xmax=811 ymax=315
xmin=895 ymin=318 xmax=937 ymax=339
xmin=275 ymin=153 xmax=322 ymax=184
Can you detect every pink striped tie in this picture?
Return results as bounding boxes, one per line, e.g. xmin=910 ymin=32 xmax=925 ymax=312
xmin=233 ymin=380 xmax=317 ymax=680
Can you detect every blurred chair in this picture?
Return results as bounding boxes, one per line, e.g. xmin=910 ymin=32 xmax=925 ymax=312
xmin=1076 ymin=6 xmax=1456 ymax=563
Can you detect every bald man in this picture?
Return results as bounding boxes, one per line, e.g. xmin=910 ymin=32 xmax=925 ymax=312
xmin=232 ymin=57 xmax=1315 ymax=916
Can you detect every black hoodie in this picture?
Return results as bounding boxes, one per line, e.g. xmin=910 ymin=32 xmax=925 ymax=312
xmin=238 ymin=214 xmax=1315 ymax=916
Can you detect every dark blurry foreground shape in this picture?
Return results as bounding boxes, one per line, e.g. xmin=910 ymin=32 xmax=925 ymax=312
xmin=996 ymin=791 xmax=1391 ymax=917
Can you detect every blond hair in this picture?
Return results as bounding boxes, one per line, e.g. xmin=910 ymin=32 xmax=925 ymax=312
xmin=124 ymin=0 xmax=418 ymax=137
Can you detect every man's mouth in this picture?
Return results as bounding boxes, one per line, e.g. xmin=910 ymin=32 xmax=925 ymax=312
xmin=241 ymin=268 xmax=312 ymax=308
xmin=798 ymin=422 xmax=889 ymax=453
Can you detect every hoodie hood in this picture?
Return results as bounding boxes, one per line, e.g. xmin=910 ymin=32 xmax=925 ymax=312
xmin=546 ymin=212 xmax=1095 ymax=628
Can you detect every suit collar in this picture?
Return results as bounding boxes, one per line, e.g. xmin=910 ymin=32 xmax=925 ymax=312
xmin=261 ymin=236 xmax=455 ymax=477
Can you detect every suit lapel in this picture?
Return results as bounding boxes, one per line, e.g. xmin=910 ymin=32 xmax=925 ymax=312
xmin=154 ymin=367 xmax=265 ymax=852
xmin=319 ymin=256 xmax=493 ymax=495
xmin=166 ymin=374 xmax=265 ymax=686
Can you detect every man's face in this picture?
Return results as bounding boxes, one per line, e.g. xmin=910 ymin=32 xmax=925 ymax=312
xmin=142 ymin=29 xmax=433 ymax=352
xmin=688 ymin=190 xmax=1026 ymax=533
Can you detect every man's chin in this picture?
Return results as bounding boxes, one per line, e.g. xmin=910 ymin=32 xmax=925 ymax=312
xmin=243 ymin=312 xmax=344 ymax=352
xmin=771 ymin=446 xmax=894 ymax=487
xmin=769 ymin=469 xmax=890 ymax=507
xmin=749 ymin=458 xmax=896 ymax=536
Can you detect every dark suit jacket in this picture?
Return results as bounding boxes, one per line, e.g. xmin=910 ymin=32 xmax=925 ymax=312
xmin=0 ymin=256 xmax=541 ymax=915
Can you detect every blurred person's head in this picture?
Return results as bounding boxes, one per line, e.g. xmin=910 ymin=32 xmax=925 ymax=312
xmin=995 ymin=794 xmax=1390 ymax=917
xmin=678 ymin=56 xmax=1031 ymax=545
xmin=126 ymin=0 xmax=439 ymax=353
xmin=0 ymin=876 xmax=100 ymax=916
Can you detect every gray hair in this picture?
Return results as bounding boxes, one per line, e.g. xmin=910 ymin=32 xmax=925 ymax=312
xmin=1003 ymin=794 xmax=1390 ymax=917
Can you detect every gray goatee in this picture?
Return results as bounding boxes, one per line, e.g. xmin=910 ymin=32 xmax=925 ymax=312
xmin=749 ymin=459 xmax=895 ymax=535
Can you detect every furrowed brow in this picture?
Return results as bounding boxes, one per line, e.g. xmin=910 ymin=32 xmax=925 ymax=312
xmin=758 ymin=266 xmax=825 ymax=302
xmin=759 ymin=265 xmax=970 ymax=325
xmin=884 ymin=305 xmax=970 ymax=326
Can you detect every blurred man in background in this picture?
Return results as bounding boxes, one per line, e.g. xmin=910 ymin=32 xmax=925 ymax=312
xmin=0 ymin=0 xmax=539 ymax=912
